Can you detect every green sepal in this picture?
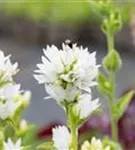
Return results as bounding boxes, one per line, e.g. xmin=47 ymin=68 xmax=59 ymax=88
xmin=103 ymin=50 xmax=122 ymax=72
xmin=77 ymin=108 xmax=100 ymax=128
xmin=37 ymin=141 xmax=56 ymax=150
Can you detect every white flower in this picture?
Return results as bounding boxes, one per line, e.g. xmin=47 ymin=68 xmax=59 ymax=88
xmin=4 ymin=138 xmax=22 ymax=150
xmin=52 ymin=126 xmax=71 ymax=150
xmin=0 ymin=84 xmax=21 ymax=120
xmin=81 ymin=137 xmax=110 ymax=150
xmin=73 ymin=94 xmax=99 ymax=119
xmin=0 ymin=50 xmax=19 ymax=83
xmin=34 ymin=43 xmax=99 ymax=102
xmin=34 ymin=45 xmax=63 ymax=84
xmin=61 ymin=44 xmax=99 ymax=92
xmin=45 ymin=84 xmax=79 ymax=103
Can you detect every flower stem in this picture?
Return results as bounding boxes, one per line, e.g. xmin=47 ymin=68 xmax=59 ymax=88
xmin=107 ymin=30 xmax=114 ymax=51
xmin=110 ymin=112 xmax=118 ymax=142
xmin=109 ymin=73 xmax=118 ymax=142
xmin=67 ymin=106 xmax=78 ymax=150
xmin=71 ymin=125 xmax=78 ymax=150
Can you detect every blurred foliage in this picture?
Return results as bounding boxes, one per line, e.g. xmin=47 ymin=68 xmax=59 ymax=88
xmin=0 ymin=0 xmax=134 ymax=25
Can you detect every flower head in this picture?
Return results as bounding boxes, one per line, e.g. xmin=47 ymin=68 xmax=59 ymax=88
xmin=0 ymin=50 xmax=18 ymax=84
xmin=34 ymin=43 xmax=99 ymax=102
xmin=52 ymin=126 xmax=71 ymax=150
xmin=81 ymin=137 xmax=110 ymax=150
xmin=4 ymin=138 xmax=22 ymax=150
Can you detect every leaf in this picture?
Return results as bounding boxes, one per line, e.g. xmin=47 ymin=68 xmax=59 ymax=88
xmin=37 ymin=141 xmax=55 ymax=150
xmin=115 ymin=90 xmax=135 ymax=119
xmin=97 ymin=72 xmax=112 ymax=96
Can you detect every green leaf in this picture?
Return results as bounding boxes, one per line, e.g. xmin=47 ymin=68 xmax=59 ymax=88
xmin=37 ymin=141 xmax=55 ymax=150
xmin=103 ymin=137 xmax=122 ymax=150
xmin=97 ymin=72 xmax=112 ymax=96
xmin=103 ymin=50 xmax=122 ymax=72
xmin=115 ymin=91 xmax=135 ymax=119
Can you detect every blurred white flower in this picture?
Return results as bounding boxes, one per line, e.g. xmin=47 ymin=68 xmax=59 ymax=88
xmin=52 ymin=126 xmax=71 ymax=150
xmin=73 ymin=94 xmax=99 ymax=119
xmin=20 ymin=90 xmax=31 ymax=107
xmin=20 ymin=119 xmax=28 ymax=131
xmin=45 ymin=84 xmax=79 ymax=103
xmin=0 ymin=50 xmax=19 ymax=83
xmin=4 ymin=138 xmax=22 ymax=150
xmin=34 ymin=43 xmax=99 ymax=102
xmin=81 ymin=137 xmax=110 ymax=150
xmin=0 ymin=84 xmax=21 ymax=120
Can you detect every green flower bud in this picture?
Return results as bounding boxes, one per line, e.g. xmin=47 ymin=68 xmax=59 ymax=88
xmin=101 ymin=11 xmax=122 ymax=35
xmin=110 ymin=11 xmax=122 ymax=33
xmin=103 ymin=50 xmax=122 ymax=72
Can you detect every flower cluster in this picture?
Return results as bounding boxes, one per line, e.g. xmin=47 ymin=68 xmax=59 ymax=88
xmin=0 ymin=50 xmax=18 ymax=84
xmin=81 ymin=137 xmax=110 ymax=150
xmin=0 ymin=50 xmax=31 ymax=121
xmin=4 ymin=138 xmax=22 ymax=150
xmin=52 ymin=125 xmax=110 ymax=150
xmin=34 ymin=41 xmax=102 ymax=150
xmin=34 ymin=43 xmax=100 ymax=119
xmin=0 ymin=50 xmax=31 ymax=150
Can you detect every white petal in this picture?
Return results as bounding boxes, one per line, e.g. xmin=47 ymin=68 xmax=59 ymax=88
xmin=52 ymin=126 xmax=71 ymax=150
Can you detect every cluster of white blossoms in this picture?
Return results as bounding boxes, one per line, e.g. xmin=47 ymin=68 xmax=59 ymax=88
xmin=52 ymin=126 xmax=110 ymax=150
xmin=0 ymin=50 xmax=18 ymax=83
xmin=0 ymin=50 xmax=31 ymax=120
xmin=34 ymin=43 xmax=100 ymax=119
xmin=81 ymin=137 xmax=110 ymax=150
xmin=4 ymin=138 xmax=22 ymax=150
xmin=0 ymin=50 xmax=31 ymax=150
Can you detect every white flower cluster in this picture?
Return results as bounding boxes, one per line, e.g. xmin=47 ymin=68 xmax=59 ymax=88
xmin=52 ymin=126 xmax=110 ymax=150
xmin=81 ymin=137 xmax=110 ymax=150
xmin=4 ymin=138 xmax=22 ymax=150
xmin=34 ymin=43 xmax=100 ymax=119
xmin=0 ymin=50 xmax=31 ymax=120
xmin=0 ymin=50 xmax=18 ymax=83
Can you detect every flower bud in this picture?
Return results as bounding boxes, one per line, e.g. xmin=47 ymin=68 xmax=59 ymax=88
xmin=103 ymin=50 xmax=122 ymax=72
xmin=20 ymin=119 xmax=28 ymax=131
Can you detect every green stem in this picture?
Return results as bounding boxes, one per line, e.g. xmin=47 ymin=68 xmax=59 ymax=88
xmin=110 ymin=112 xmax=118 ymax=142
xmin=109 ymin=73 xmax=118 ymax=142
xmin=67 ymin=105 xmax=78 ymax=150
xmin=71 ymin=125 xmax=78 ymax=150
xmin=107 ymin=29 xmax=114 ymax=51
